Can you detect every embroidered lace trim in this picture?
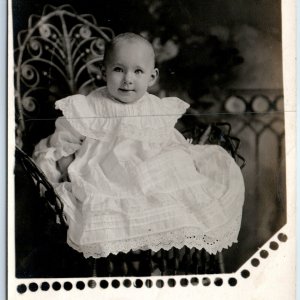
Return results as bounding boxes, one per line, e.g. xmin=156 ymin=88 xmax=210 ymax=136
xmin=67 ymin=215 xmax=242 ymax=258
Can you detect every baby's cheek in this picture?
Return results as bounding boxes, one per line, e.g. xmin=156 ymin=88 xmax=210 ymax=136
xmin=111 ymin=73 xmax=122 ymax=83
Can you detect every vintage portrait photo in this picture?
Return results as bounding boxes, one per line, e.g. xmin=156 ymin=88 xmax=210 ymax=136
xmin=8 ymin=0 xmax=295 ymax=299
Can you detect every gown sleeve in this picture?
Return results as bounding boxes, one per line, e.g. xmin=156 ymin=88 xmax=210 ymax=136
xmin=32 ymin=116 xmax=84 ymax=184
xmin=161 ymin=97 xmax=190 ymax=117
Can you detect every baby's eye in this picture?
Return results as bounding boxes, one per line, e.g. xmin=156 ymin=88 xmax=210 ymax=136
xmin=113 ymin=67 xmax=123 ymax=72
xmin=135 ymin=69 xmax=143 ymax=74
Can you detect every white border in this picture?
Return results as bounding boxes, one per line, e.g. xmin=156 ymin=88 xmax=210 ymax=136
xmin=1 ymin=0 xmax=7 ymax=300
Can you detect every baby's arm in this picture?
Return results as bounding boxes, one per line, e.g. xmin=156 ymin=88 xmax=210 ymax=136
xmin=33 ymin=116 xmax=84 ymax=184
xmin=50 ymin=117 xmax=84 ymax=182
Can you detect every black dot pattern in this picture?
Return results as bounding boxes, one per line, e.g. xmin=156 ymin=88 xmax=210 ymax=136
xmin=145 ymin=279 xmax=153 ymax=288
xmin=241 ymin=269 xmax=250 ymax=278
xmin=260 ymin=250 xmax=269 ymax=258
xmin=270 ymin=241 xmax=279 ymax=250
xmin=214 ymin=277 xmax=223 ymax=286
xmin=228 ymin=278 xmax=237 ymax=286
xmin=88 ymin=280 xmax=96 ymax=288
xmin=202 ymin=277 xmax=211 ymax=286
xmin=112 ymin=279 xmax=120 ymax=288
xmin=134 ymin=279 xmax=143 ymax=288
xmin=251 ymin=258 xmax=260 ymax=267
xmin=156 ymin=279 xmax=164 ymax=288
xmin=41 ymin=282 xmax=50 ymax=291
xmin=168 ymin=278 xmax=176 ymax=287
xmin=123 ymin=279 xmax=132 ymax=288
xmin=29 ymin=282 xmax=38 ymax=292
xmin=278 ymin=233 xmax=288 ymax=242
xmin=17 ymin=284 xmax=27 ymax=294
xmin=191 ymin=277 xmax=199 ymax=286
xmin=180 ymin=278 xmax=188 ymax=287
xmin=52 ymin=281 xmax=61 ymax=291
xmin=76 ymin=281 xmax=85 ymax=290
xmin=100 ymin=280 xmax=109 ymax=289
xmin=64 ymin=281 xmax=72 ymax=291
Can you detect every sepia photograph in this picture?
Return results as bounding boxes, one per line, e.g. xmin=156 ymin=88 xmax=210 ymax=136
xmin=10 ymin=0 xmax=288 ymax=291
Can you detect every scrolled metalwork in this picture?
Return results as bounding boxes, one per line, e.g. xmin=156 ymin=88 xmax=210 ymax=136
xmin=27 ymin=38 xmax=43 ymax=57
xmin=38 ymin=23 xmax=52 ymax=39
xmin=20 ymin=64 xmax=40 ymax=87
xmin=14 ymin=5 xmax=114 ymax=147
xmin=90 ymin=38 xmax=106 ymax=56
xmin=79 ymin=25 xmax=92 ymax=39
xmin=21 ymin=96 xmax=37 ymax=112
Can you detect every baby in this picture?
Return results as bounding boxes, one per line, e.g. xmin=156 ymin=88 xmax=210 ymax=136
xmin=34 ymin=33 xmax=245 ymax=259
xmin=57 ymin=33 xmax=159 ymax=177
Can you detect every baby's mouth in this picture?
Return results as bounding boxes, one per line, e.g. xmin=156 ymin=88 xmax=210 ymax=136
xmin=119 ymin=88 xmax=134 ymax=92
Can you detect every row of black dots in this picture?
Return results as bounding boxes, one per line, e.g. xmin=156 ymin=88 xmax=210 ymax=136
xmin=17 ymin=276 xmax=238 ymax=294
xmin=240 ymin=232 xmax=288 ymax=279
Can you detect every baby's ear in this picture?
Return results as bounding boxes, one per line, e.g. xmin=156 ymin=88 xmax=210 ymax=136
xmin=148 ymin=68 xmax=159 ymax=87
xmin=101 ymin=65 xmax=107 ymax=82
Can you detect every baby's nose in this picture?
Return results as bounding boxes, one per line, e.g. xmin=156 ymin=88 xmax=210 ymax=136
xmin=124 ymin=72 xmax=134 ymax=84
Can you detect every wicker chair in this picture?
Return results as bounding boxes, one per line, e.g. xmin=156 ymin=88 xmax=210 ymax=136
xmin=14 ymin=5 xmax=245 ymax=278
xmin=15 ymin=4 xmax=114 ymax=153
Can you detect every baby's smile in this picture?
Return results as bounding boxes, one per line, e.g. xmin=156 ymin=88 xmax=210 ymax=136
xmin=119 ymin=88 xmax=135 ymax=92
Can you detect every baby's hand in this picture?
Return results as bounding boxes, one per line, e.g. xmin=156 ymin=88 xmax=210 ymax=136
xmin=57 ymin=154 xmax=74 ymax=181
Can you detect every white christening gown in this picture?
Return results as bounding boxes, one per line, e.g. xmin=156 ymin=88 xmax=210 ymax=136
xmin=33 ymin=87 xmax=245 ymax=258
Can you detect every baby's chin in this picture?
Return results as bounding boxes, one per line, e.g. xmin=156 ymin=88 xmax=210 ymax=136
xmin=110 ymin=91 xmax=144 ymax=104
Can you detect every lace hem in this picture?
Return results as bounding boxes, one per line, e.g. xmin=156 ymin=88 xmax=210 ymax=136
xmin=67 ymin=220 xmax=241 ymax=258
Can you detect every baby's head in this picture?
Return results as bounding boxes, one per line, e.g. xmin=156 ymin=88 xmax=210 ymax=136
xmin=103 ymin=33 xmax=159 ymax=104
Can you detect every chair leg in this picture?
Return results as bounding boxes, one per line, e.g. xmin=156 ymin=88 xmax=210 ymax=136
xmin=217 ymin=252 xmax=226 ymax=273
xmin=91 ymin=258 xmax=97 ymax=277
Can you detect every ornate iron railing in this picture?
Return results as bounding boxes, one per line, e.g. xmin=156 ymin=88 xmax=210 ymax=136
xmin=191 ymin=89 xmax=285 ymax=271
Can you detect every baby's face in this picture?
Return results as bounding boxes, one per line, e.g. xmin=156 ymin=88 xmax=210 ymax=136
xmin=104 ymin=40 xmax=158 ymax=103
